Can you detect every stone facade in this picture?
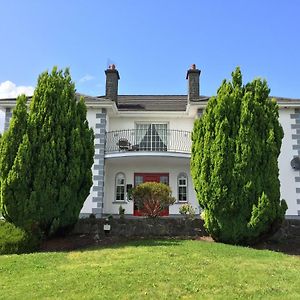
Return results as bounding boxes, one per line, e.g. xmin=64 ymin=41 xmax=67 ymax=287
xmin=186 ymin=67 xmax=201 ymax=102
xmin=72 ymin=217 xmax=300 ymax=244
xmin=269 ymin=219 xmax=300 ymax=242
xmin=291 ymin=108 xmax=300 ymax=215
xmin=91 ymin=109 xmax=107 ymax=217
xmin=105 ymin=68 xmax=119 ymax=102
xmin=73 ymin=217 xmax=208 ymax=239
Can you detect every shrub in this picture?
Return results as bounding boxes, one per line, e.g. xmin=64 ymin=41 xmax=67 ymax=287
xmin=119 ymin=205 xmax=125 ymax=219
xmin=0 ymin=221 xmax=39 ymax=255
xmin=200 ymin=210 xmax=206 ymax=220
xmin=179 ymin=203 xmax=196 ymax=218
xmin=0 ymin=68 xmax=94 ymax=237
xmin=132 ymin=182 xmax=175 ymax=218
xmin=191 ymin=67 xmax=287 ymax=245
xmin=89 ymin=213 xmax=96 ymax=219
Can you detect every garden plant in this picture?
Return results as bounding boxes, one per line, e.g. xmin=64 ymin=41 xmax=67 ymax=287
xmin=191 ymin=67 xmax=287 ymax=244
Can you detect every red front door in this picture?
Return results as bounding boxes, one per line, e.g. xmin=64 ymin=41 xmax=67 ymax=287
xmin=134 ymin=173 xmax=169 ymax=216
xmin=143 ymin=174 xmax=161 ymax=183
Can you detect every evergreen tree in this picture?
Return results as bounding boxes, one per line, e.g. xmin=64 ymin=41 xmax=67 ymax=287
xmin=0 ymin=95 xmax=28 ymax=222
xmin=1 ymin=68 xmax=94 ymax=236
xmin=191 ymin=67 xmax=287 ymax=244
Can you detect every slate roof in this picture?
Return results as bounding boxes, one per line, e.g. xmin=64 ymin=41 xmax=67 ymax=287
xmin=1 ymin=94 xmax=300 ymax=110
xmin=272 ymin=96 xmax=300 ymax=103
xmin=98 ymin=95 xmax=209 ymax=111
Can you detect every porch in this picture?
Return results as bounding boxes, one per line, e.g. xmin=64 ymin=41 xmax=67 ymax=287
xmin=103 ymin=156 xmax=198 ymax=215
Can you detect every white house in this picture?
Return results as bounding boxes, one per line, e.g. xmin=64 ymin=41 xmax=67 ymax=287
xmin=1 ymin=64 xmax=300 ymax=219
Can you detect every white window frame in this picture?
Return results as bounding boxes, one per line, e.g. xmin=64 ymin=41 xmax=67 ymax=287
xmin=115 ymin=172 xmax=126 ymax=202
xmin=178 ymin=173 xmax=188 ymax=202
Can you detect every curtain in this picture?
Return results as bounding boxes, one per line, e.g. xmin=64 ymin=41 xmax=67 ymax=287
xmin=153 ymin=124 xmax=167 ymax=150
xmin=136 ymin=124 xmax=167 ymax=151
xmin=136 ymin=124 xmax=150 ymax=150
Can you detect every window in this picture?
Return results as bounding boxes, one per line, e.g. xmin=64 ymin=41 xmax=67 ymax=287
xmin=134 ymin=175 xmax=143 ymax=186
xmin=178 ymin=173 xmax=188 ymax=202
xmin=115 ymin=173 xmax=126 ymax=201
xmin=136 ymin=123 xmax=167 ymax=151
xmin=160 ymin=175 xmax=169 ymax=185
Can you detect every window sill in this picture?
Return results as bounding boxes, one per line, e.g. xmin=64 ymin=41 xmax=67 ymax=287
xmin=112 ymin=201 xmax=128 ymax=204
xmin=176 ymin=201 xmax=188 ymax=204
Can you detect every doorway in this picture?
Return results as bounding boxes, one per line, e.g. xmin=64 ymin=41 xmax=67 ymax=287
xmin=133 ymin=173 xmax=169 ymax=216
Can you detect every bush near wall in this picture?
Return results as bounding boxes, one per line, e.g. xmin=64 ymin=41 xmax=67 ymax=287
xmin=0 ymin=221 xmax=39 ymax=255
xmin=132 ymin=182 xmax=176 ymax=217
xmin=191 ymin=67 xmax=286 ymax=245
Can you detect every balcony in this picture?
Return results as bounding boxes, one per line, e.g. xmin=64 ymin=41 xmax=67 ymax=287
xmin=105 ymin=129 xmax=192 ymax=157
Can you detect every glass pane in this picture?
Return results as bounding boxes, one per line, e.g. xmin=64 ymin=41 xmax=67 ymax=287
xmin=178 ymin=186 xmax=187 ymax=201
xmin=179 ymin=179 xmax=186 ymax=186
xmin=136 ymin=123 xmax=167 ymax=151
xmin=153 ymin=124 xmax=167 ymax=151
xmin=117 ymin=178 xmax=125 ymax=185
xmin=160 ymin=176 xmax=169 ymax=185
xmin=135 ymin=175 xmax=144 ymax=186
xmin=116 ymin=174 xmax=125 ymax=185
xmin=116 ymin=185 xmax=125 ymax=200
xmin=136 ymin=124 xmax=151 ymax=151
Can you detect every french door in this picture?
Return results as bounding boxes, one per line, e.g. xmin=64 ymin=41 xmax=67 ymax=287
xmin=133 ymin=173 xmax=169 ymax=216
xmin=136 ymin=123 xmax=167 ymax=151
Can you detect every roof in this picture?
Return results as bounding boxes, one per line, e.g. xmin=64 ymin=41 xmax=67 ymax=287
xmin=273 ymin=96 xmax=300 ymax=103
xmin=0 ymin=94 xmax=300 ymax=110
xmin=98 ymin=95 xmax=209 ymax=111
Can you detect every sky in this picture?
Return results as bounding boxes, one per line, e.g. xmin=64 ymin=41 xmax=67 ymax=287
xmin=0 ymin=0 xmax=300 ymax=101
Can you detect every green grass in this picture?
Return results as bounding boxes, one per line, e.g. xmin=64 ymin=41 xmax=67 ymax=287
xmin=0 ymin=239 xmax=300 ymax=299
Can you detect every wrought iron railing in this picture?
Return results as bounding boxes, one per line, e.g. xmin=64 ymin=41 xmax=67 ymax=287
xmin=105 ymin=129 xmax=192 ymax=154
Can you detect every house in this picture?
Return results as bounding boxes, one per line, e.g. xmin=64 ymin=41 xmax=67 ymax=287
xmin=1 ymin=64 xmax=300 ymax=219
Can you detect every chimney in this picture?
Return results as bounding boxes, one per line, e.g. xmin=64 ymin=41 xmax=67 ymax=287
xmin=186 ymin=64 xmax=201 ymax=102
xmin=105 ymin=64 xmax=120 ymax=102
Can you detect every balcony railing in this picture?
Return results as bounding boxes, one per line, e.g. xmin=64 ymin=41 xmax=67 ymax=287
xmin=105 ymin=129 xmax=192 ymax=154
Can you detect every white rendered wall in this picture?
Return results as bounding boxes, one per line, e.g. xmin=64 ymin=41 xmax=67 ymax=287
xmin=80 ymin=108 xmax=101 ymax=215
xmin=108 ymin=116 xmax=194 ymax=132
xmin=80 ymin=107 xmax=300 ymax=218
xmin=80 ymin=111 xmax=197 ymax=216
xmin=279 ymin=108 xmax=298 ymax=217
xmin=103 ymin=156 xmax=199 ymax=215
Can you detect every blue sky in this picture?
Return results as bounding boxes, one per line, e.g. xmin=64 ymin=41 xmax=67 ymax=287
xmin=0 ymin=0 xmax=300 ymax=98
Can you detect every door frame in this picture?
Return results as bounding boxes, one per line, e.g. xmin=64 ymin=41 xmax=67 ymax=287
xmin=134 ymin=173 xmax=169 ymax=184
xmin=133 ymin=173 xmax=169 ymax=216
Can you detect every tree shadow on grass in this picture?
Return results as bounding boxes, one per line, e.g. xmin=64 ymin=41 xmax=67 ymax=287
xmin=84 ymin=238 xmax=184 ymax=252
xmin=39 ymin=235 xmax=184 ymax=253
xmin=251 ymin=239 xmax=300 ymax=256
xmin=39 ymin=234 xmax=300 ymax=256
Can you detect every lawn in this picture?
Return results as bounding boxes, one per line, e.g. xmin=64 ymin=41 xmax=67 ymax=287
xmin=0 ymin=239 xmax=300 ymax=299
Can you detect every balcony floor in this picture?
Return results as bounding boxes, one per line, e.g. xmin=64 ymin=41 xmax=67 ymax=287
xmin=105 ymin=151 xmax=191 ymax=159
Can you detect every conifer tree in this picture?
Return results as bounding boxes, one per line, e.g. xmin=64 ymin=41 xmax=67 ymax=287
xmin=191 ymin=67 xmax=287 ymax=244
xmin=1 ymin=68 xmax=94 ymax=236
xmin=0 ymin=95 xmax=28 ymax=221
